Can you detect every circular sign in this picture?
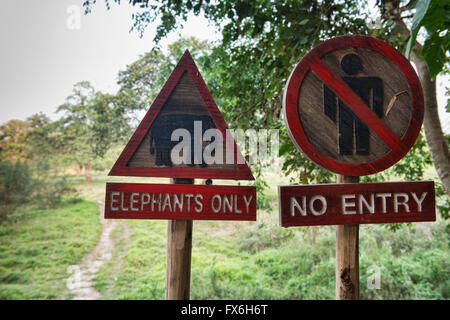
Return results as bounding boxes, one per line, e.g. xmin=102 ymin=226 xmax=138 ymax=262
xmin=283 ymin=35 xmax=424 ymax=176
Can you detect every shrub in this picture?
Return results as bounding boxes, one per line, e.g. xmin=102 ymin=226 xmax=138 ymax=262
xmin=0 ymin=160 xmax=34 ymax=219
xmin=237 ymin=223 xmax=294 ymax=253
xmin=0 ymin=160 xmax=78 ymax=221
xmin=32 ymin=176 xmax=77 ymax=209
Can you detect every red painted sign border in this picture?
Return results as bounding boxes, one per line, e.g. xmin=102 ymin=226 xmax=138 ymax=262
xmin=283 ymin=35 xmax=424 ymax=176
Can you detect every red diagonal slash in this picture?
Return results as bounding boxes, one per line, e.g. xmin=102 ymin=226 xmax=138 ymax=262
xmin=308 ymin=55 xmax=408 ymax=153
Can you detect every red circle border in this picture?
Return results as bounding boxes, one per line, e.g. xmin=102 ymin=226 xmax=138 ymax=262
xmin=283 ymin=35 xmax=424 ymax=176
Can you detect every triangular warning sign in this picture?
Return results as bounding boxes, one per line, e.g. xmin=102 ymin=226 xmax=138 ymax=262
xmin=109 ymin=50 xmax=254 ymax=180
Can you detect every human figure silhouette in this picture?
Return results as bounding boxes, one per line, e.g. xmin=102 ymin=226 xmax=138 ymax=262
xmin=323 ymin=53 xmax=383 ymax=155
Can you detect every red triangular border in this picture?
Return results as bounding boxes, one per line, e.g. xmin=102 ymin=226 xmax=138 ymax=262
xmin=109 ymin=50 xmax=254 ymax=180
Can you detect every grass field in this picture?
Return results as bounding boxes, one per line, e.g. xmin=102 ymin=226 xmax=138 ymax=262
xmin=0 ymin=170 xmax=448 ymax=300
xmin=84 ymin=173 xmax=449 ymax=300
xmin=0 ymin=200 xmax=101 ymax=299
xmin=91 ymin=208 xmax=449 ymax=299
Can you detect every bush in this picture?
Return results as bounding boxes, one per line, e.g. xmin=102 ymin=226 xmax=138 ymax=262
xmin=237 ymin=223 xmax=294 ymax=253
xmin=32 ymin=176 xmax=77 ymax=209
xmin=0 ymin=160 xmax=34 ymax=219
xmin=0 ymin=160 xmax=78 ymax=221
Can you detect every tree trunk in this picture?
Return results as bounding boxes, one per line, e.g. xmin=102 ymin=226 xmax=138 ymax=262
xmin=411 ymin=53 xmax=450 ymax=196
xmin=383 ymin=0 xmax=450 ymax=196
xmin=84 ymin=162 xmax=92 ymax=183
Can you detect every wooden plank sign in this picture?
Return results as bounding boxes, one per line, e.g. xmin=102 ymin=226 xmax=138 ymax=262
xmin=279 ymin=181 xmax=435 ymax=227
xmin=283 ymin=35 xmax=424 ymax=176
xmin=109 ymin=50 xmax=254 ymax=180
xmin=105 ymin=182 xmax=256 ymax=221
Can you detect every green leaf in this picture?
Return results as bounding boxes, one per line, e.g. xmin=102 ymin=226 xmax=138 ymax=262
xmin=422 ymin=32 xmax=448 ymax=78
xmin=299 ymin=19 xmax=309 ymax=26
xmin=405 ymin=0 xmax=431 ymax=58
xmin=279 ymin=143 xmax=294 ymax=156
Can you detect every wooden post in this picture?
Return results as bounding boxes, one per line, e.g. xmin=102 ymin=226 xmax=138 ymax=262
xmin=165 ymin=178 xmax=194 ymax=300
xmin=335 ymin=174 xmax=359 ymax=300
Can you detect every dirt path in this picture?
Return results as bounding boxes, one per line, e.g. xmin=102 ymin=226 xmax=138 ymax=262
xmin=66 ymin=202 xmax=120 ymax=300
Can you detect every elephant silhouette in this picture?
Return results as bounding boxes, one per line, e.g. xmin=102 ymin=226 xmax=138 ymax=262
xmin=149 ymin=114 xmax=216 ymax=167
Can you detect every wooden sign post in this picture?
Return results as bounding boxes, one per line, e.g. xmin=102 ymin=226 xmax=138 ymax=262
xmin=166 ymin=178 xmax=194 ymax=300
xmin=105 ymin=50 xmax=256 ymax=300
xmin=335 ymin=175 xmax=359 ymax=300
xmin=280 ymin=35 xmax=435 ymax=300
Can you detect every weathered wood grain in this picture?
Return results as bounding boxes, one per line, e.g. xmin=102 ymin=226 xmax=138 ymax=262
xmin=283 ymin=35 xmax=424 ymax=176
xmin=109 ymin=50 xmax=254 ymax=180
xmin=335 ymin=175 xmax=359 ymax=300
xmin=165 ymin=178 xmax=194 ymax=300
xmin=278 ymin=180 xmax=435 ymax=227
xmin=104 ymin=182 xmax=257 ymax=221
xmin=128 ymin=72 xmax=234 ymax=170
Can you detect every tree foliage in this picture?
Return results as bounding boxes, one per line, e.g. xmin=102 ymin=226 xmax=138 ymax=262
xmin=115 ymin=37 xmax=211 ymax=124
xmin=56 ymin=81 xmax=131 ymax=181
xmin=0 ymin=160 xmax=34 ymax=218
xmin=405 ymin=0 xmax=449 ymax=78
xmin=0 ymin=119 xmax=30 ymax=161
xmin=3 ymin=0 xmax=447 ymax=217
xmin=83 ymin=0 xmax=449 ymax=198
xmin=0 ymin=113 xmax=60 ymax=169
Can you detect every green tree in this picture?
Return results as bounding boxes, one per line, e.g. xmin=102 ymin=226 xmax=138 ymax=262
xmin=84 ymin=0 xmax=448 ymax=195
xmin=87 ymin=0 xmax=368 ymax=183
xmin=372 ymin=0 xmax=450 ymax=196
xmin=115 ymin=37 xmax=211 ymax=126
xmin=0 ymin=160 xmax=34 ymax=218
xmin=115 ymin=49 xmax=166 ymax=126
xmin=0 ymin=114 xmax=78 ymax=217
xmin=0 ymin=113 xmax=58 ymax=167
xmin=0 ymin=119 xmax=30 ymax=161
xmin=57 ymin=81 xmax=130 ymax=182
xmin=22 ymin=113 xmax=62 ymax=171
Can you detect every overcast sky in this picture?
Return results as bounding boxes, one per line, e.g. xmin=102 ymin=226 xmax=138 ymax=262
xmin=0 ymin=0 xmax=217 ymax=123
xmin=0 ymin=0 xmax=448 ymax=132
